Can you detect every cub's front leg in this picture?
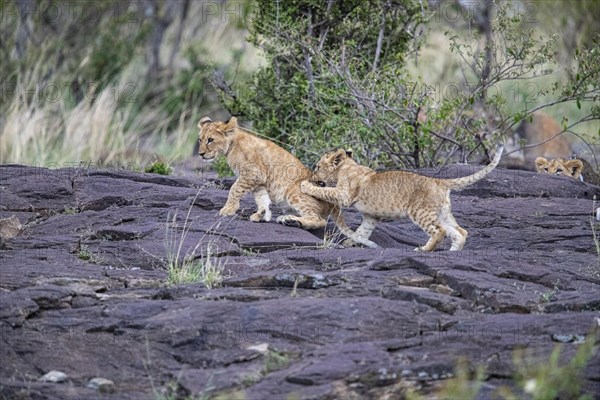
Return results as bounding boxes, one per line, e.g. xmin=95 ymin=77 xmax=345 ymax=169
xmin=300 ymin=181 xmax=351 ymax=207
xmin=220 ymin=179 xmax=254 ymax=216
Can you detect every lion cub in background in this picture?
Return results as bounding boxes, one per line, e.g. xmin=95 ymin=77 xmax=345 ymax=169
xmin=198 ymin=117 xmax=362 ymax=239
xmin=301 ymin=146 xmax=504 ymax=251
xmin=535 ymin=157 xmax=584 ymax=181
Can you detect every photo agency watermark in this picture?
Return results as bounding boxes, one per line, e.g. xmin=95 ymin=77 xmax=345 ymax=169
xmin=1 ymin=81 xmax=142 ymax=106
xmin=404 ymin=321 xmax=549 ymax=345
xmin=1 ymin=1 xmax=255 ymax=25
xmin=2 ymin=321 xmax=551 ymax=347
xmin=2 ymin=322 xmax=340 ymax=346
xmin=1 ymin=1 xmax=143 ymax=24
xmin=430 ymin=0 xmax=539 ymax=25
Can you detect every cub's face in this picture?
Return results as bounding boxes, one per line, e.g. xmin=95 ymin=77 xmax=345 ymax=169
xmin=312 ymin=149 xmax=352 ymax=186
xmin=197 ymin=117 xmax=238 ymax=160
xmin=535 ymin=157 xmax=584 ymax=180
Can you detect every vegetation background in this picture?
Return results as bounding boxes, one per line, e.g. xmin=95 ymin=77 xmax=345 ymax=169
xmin=1 ymin=0 xmax=598 ymax=172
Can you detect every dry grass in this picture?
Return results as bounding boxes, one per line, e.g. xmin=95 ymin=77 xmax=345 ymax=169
xmin=0 ymin=1 xmax=262 ymax=168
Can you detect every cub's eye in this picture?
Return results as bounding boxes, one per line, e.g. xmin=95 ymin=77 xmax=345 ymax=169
xmin=543 ymin=168 xmax=548 ymax=172
xmin=556 ymin=168 xmax=563 ymax=173
xmin=207 ymin=138 xmax=214 ymax=144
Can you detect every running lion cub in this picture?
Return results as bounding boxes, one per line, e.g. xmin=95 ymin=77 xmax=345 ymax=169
xmin=300 ymin=146 xmax=504 ymax=251
xmin=198 ymin=117 xmax=363 ymax=241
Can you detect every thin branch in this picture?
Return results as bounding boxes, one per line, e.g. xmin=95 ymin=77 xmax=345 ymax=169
xmin=372 ymin=7 xmax=386 ymax=73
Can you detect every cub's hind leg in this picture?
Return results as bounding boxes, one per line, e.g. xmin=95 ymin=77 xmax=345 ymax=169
xmin=440 ymin=210 xmax=468 ymax=251
xmin=276 ymin=191 xmax=328 ymax=230
xmin=250 ymin=187 xmax=272 ymax=222
xmin=341 ymin=215 xmax=379 ymax=248
xmin=410 ymin=210 xmax=446 ymax=252
xmin=437 ymin=199 xmax=467 ymax=250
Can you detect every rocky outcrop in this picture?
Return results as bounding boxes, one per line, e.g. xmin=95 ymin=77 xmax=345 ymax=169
xmin=1 ymin=164 xmax=599 ymax=399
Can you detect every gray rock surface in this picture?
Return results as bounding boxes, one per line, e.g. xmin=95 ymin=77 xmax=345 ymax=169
xmin=1 ymin=164 xmax=599 ymax=399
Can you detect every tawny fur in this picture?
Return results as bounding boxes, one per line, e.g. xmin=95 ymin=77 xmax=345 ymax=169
xmin=535 ymin=157 xmax=584 ymax=181
xmin=300 ymin=146 xmax=504 ymax=251
xmin=504 ymin=112 xmax=572 ymax=169
xmin=198 ymin=117 xmax=355 ymax=234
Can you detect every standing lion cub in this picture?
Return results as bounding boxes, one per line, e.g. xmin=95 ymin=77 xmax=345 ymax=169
xmin=198 ymin=117 xmax=364 ymax=240
xmin=300 ymin=146 xmax=504 ymax=251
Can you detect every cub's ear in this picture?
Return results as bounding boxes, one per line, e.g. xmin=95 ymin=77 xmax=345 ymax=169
xmin=224 ymin=116 xmax=238 ymax=134
xmin=535 ymin=157 xmax=548 ymax=171
xmin=332 ymin=149 xmax=347 ymax=166
xmin=198 ymin=117 xmax=212 ymax=128
xmin=565 ymin=159 xmax=584 ymax=177
xmin=345 ymin=149 xmax=353 ymax=158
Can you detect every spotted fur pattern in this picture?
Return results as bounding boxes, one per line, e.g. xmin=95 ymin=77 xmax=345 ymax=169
xmin=300 ymin=146 xmax=504 ymax=251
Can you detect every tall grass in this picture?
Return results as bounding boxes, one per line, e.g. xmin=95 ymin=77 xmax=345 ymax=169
xmin=0 ymin=1 xmax=261 ymax=168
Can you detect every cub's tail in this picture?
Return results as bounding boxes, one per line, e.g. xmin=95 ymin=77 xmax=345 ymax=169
xmin=445 ymin=145 xmax=504 ymax=190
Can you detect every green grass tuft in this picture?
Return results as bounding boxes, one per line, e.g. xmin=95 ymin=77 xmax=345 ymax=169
xmin=145 ymin=162 xmax=172 ymax=176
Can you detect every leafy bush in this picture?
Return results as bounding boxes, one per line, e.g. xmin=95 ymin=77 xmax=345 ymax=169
xmin=218 ymin=0 xmax=425 ymax=166
xmin=216 ymin=1 xmax=599 ymax=168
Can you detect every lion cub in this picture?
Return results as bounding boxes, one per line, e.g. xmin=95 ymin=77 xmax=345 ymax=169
xmin=198 ymin=117 xmax=357 ymax=235
xmin=300 ymin=146 xmax=504 ymax=251
xmin=535 ymin=157 xmax=584 ymax=181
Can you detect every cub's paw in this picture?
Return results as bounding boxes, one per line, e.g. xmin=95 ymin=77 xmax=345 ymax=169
xmin=414 ymin=246 xmax=432 ymax=252
xmin=219 ymin=205 xmax=238 ymax=217
xmin=300 ymin=181 xmax=313 ymax=194
xmin=249 ymin=211 xmax=264 ymax=222
xmin=277 ymin=215 xmax=302 ymax=228
xmin=250 ymin=208 xmax=272 ymax=222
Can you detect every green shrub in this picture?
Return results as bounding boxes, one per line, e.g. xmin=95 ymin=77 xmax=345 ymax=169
xmin=145 ymin=162 xmax=172 ymax=175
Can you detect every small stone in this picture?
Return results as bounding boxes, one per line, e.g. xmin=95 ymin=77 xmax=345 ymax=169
xmin=551 ymin=333 xmax=585 ymax=343
xmin=246 ymin=343 xmax=269 ymax=354
xmin=417 ymin=371 xmax=429 ymax=379
xmin=524 ymin=378 xmax=537 ymax=393
xmin=429 ymin=284 xmax=457 ymax=296
xmin=87 ymin=377 xmax=115 ymax=393
xmin=0 ymin=215 xmax=22 ymax=240
xmin=400 ymin=369 xmax=412 ymax=377
xmin=39 ymin=371 xmax=68 ymax=383
xmin=395 ymin=276 xmax=434 ymax=286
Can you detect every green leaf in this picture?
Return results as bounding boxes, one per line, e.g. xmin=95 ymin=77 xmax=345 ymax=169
xmin=577 ymin=99 xmax=581 ymax=109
